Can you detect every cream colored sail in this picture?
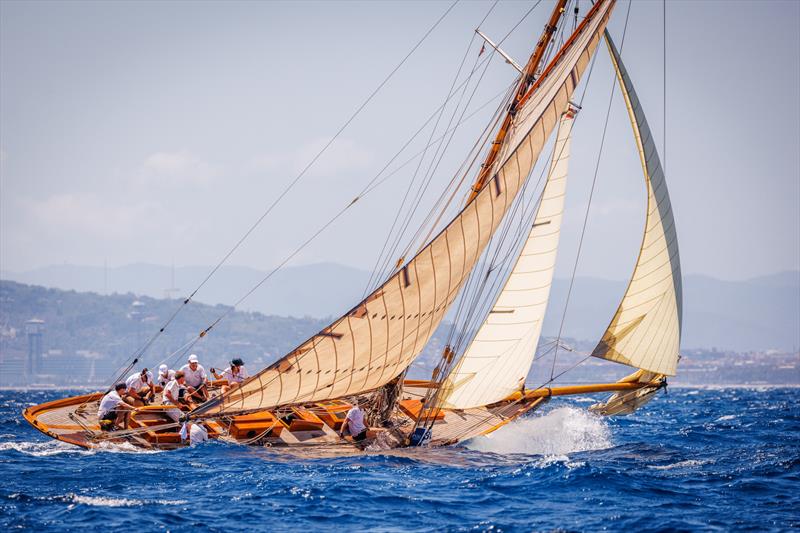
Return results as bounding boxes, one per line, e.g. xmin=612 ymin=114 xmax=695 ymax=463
xmin=443 ymin=110 xmax=574 ymax=410
xmin=590 ymin=32 xmax=682 ymax=376
xmin=192 ymin=0 xmax=615 ymax=418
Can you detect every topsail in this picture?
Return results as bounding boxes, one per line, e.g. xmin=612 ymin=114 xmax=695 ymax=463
xmin=590 ymin=32 xmax=682 ymax=376
xmin=192 ymin=0 xmax=616 ymax=418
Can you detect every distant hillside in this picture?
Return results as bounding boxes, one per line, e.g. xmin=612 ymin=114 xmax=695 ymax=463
xmin=2 ymin=264 xmax=798 ymax=351
xmin=0 ymin=280 xmax=451 ymax=386
xmin=0 ymin=281 xmax=795 ymax=388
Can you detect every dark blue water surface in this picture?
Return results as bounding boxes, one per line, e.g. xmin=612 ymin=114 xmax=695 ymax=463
xmin=1 ymin=388 xmax=798 ymax=531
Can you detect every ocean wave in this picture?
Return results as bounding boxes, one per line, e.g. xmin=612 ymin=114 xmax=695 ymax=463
xmin=7 ymin=492 xmax=187 ymax=507
xmin=95 ymin=441 xmax=163 ymax=454
xmin=69 ymin=494 xmax=187 ymax=507
xmin=0 ymin=441 xmax=92 ymax=457
xmin=647 ymin=459 xmax=711 ymax=470
xmin=0 ymin=439 xmax=162 ymax=456
xmin=465 ymin=406 xmax=612 ymax=456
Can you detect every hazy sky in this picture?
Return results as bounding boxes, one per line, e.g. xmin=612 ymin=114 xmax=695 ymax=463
xmin=1 ymin=0 xmax=798 ymax=283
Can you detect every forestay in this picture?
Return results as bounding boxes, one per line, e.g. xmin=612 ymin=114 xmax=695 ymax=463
xmin=590 ymin=32 xmax=682 ymax=376
xmin=191 ymin=0 xmax=615 ymax=418
xmin=443 ymin=111 xmax=574 ymax=409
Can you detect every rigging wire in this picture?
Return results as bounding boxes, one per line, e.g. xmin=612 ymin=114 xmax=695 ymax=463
xmin=548 ymin=0 xmax=632 ymax=381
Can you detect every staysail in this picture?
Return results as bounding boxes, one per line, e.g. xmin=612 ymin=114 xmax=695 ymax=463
xmin=590 ymin=32 xmax=682 ymax=376
xmin=192 ymin=0 xmax=616 ymax=418
xmin=443 ymin=110 xmax=574 ymax=409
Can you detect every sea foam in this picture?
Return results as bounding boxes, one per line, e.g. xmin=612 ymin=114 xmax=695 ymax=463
xmin=465 ymin=406 xmax=612 ymax=456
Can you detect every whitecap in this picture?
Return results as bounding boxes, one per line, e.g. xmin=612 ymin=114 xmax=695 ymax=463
xmin=95 ymin=441 xmax=162 ymax=454
xmin=0 ymin=441 xmax=92 ymax=457
xmin=716 ymin=414 xmax=737 ymax=422
xmin=66 ymin=494 xmax=188 ymax=507
xmin=465 ymin=406 xmax=612 ymax=456
xmin=570 ymin=397 xmax=596 ymax=403
xmin=648 ymin=459 xmax=710 ymax=470
xmin=69 ymin=494 xmax=145 ymax=507
xmin=8 ymin=492 xmax=187 ymax=507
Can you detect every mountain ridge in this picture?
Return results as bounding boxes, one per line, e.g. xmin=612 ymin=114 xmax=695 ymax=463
xmin=2 ymin=263 xmax=798 ymax=351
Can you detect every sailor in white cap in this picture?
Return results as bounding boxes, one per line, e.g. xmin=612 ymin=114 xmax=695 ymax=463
xmin=179 ymin=354 xmax=208 ymax=402
xmin=156 ymin=364 xmax=175 ymax=391
xmin=124 ymin=367 xmax=155 ymax=405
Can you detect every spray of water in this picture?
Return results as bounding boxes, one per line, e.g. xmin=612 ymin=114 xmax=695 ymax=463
xmin=465 ymin=406 xmax=612 ymax=456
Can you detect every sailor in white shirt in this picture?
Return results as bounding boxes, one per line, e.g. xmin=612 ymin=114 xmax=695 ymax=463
xmin=189 ymin=423 xmax=209 ymax=445
xmin=162 ymin=371 xmax=189 ymax=422
xmin=179 ymin=354 xmax=208 ymax=402
xmin=124 ymin=368 xmax=155 ymax=405
xmin=156 ymin=364 xmax=175 ymax=390
xmin=339 ymin=401 xmax=369 ymax=442
xmin=211 ymin=358 xmax=249 ymax=392
xmin=97 ymin=383 xmax=136 ymax=430
xmin=179 ymin=421 xmax=209 ymax=445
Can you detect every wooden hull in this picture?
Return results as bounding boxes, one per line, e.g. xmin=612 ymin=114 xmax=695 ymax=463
xmin=21 ymin=380 xmax=660 ymax=452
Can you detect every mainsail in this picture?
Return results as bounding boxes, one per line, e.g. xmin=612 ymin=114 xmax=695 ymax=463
xmin=443 ymin=110 xmax=574 ymax=409
xmin=590 ymin=32 xmax=682 ymax=376
xmin=192 ymin=0 xmax=616 ymax=418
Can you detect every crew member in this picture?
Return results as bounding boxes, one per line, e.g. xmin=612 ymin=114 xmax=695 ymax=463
xmin=189 ymin=422 xmax=208 ymax=446
xmin=339 ymin=401 xmax=368 ymax=442
xmin=124 ymin=368 xmax=155 ymax=406
xmin=211 ymin=358 xmax=248 ymax=392
xmin=180 ymin=354 xmax=208 ymax=402
xmin=156 ymin=364 xmax=175 ymax=390
xmin=162 ymin=371 xmax=191 ymax=422
xmin=98 ymin=383 xmax=136 ymax=430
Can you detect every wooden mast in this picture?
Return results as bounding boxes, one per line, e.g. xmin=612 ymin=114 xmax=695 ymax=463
xmin=465 ymin=0 xmax=568 ymax=204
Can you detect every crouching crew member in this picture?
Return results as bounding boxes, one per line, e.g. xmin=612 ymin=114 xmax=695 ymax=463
xmin=339 ymin=401 xmax=368 ymax=442
xmin=211 ymin=357 xmax=248 ymax=392
xmin=156 ymin=364 xmax=175 ymax=391
xmin=124 ymin=368 xmax=155 ymax=406
xmin=162 ymin=371 xmax=192 ymax=422
xmin=180 ymin=354 xmax=208 ymax=402
xmin=98 ymin=383 xmax=136 ymax=430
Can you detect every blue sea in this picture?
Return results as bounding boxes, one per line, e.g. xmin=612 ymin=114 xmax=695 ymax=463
xmin=1 ymin=387 xmax=798 ymax=531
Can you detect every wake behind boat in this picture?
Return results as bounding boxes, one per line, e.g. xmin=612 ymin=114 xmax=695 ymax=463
xmin=24 ymin=0 xmax=680 ymax=452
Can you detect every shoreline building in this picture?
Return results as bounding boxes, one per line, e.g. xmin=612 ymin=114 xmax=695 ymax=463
xmin=25 ymin=318 xmax=45 ymax=381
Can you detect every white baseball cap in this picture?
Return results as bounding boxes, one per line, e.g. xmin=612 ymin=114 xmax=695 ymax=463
xmin=188 ymin=354 xmax=199 ymax=363
xmin=159 ymin=364 xmax=168 ymax=373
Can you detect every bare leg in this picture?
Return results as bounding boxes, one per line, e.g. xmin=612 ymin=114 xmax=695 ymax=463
xmin=114 ymin=410 xmax=130 ymax=429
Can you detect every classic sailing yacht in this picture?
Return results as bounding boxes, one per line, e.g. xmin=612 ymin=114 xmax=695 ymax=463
xmin=23 ymin=0 xmax=682 ymax=451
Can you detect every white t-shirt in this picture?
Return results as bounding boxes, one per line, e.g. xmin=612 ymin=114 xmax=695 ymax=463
xmin=125 ymin=371 xmax=153 ymax=391
xmin=179 ymin=364 xmax=207 ymax=388
xmin=190 ymin=424 xmax=208 ymax=445
xmin=157 ymin=370 xmax=175 ymax=387
xmin=98 ymin=390 xmax=124 ymax=417
xmin=220 ymin=366 xmax=249 ymax=384
xmin=163 ymin=379 xmax=184 ymax=405
xmin=345 ymin=406 xmax=367 ymax=435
